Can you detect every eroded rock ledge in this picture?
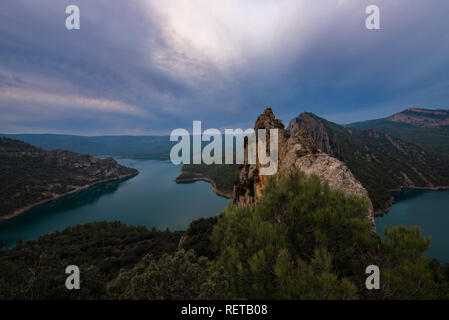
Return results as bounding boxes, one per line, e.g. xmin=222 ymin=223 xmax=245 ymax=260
xmin=233 ymin=108 xmax=374 ymax=225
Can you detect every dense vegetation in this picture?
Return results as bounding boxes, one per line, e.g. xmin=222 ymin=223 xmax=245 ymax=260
xmin=178 ymin=217 xmax=218 ymax=260
xmin=212 ymin=173 xmax=449 ymax=299
xmin=294 ymin=114 xmax=449 ymax=213
xmin=176 ymin=163 xmax=241 ymax=197
xmin=1 ymin=173 xmax=447 ymax=300
xmin=0 ymin=138 xmax=138 ymax=218
xmin=0 ymin=222 xmax=183 ymax=299
xmin=108 ymin=249 xmax=230 ymax=299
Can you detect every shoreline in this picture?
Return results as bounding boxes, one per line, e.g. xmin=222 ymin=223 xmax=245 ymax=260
xmin=175 ymin=175 xmax=449 ymax=213
xmin=374 ymin=185 xmax=449 ymax=217
xmin=0 ymin=172 xmax=138 ymax=222
xmin=175 ymin=175 xmax=232 ymax=199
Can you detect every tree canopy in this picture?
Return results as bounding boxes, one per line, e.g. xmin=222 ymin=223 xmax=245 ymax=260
xmin=211 ymin=172 xmax=449 ymax=299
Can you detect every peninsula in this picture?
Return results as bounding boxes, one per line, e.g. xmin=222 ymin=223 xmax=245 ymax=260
xmin=0 ymin=137 xmax=138 ymax=220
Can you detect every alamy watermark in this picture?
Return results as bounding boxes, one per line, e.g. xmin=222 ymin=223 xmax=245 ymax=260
xmin=365 ymin=265 xmax=380 ymax=290
xmin=170 ymin=121 xmax=279 ymax=175
xmin=64 ymin=4 xmax=380 ymax=31
xmin=65 ymin=5 xmax=80 ymax=30
xmin=65 ymin=265 xmax=80 ymax=290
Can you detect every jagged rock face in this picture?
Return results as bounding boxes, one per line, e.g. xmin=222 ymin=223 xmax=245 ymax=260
xmin=287 ymin=112 xmax=341 ymax=158
xmin=234 ymin=108 xmax=288 ymax=206
xmin=282 ymin=152 xmax=374 ymax=223
xmin=285 ymin=111 xmax=449 ymax=214
xmin=233 ymin=108 xmax=374 ymax=225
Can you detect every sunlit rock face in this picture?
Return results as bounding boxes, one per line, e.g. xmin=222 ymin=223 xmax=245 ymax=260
xmin=233 ymin=108 xmax=374 ymax=226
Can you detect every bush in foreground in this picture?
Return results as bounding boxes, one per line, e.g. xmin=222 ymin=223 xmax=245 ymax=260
xmin=212 ymin=172 xmax=449 ymax=299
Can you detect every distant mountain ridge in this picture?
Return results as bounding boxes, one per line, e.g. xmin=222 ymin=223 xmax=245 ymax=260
xmin=0 ymin=134 xmax=174 ymax=159
xmin=349 ymin=108 xmax=449 ymax=155
xmin=387 ymin=108 xmax=449 ymax=128
xmin=0 ymin=137 xmax=138 ymax=219
xmin=289 ymin=112 xmax=449 ymax=213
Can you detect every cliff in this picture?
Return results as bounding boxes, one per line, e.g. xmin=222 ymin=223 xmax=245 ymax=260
xmin=233 ymin=108 xmax=375 ymax=225
xmin=288 ymin=112 xmax=449 ymax=213
xmin=0 ymin=137 xmax=138 ymax=219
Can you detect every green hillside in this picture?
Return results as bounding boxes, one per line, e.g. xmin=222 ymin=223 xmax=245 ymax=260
xmin=289 ymin=113 xmax=449 ymax=213
xmin=349 ymin=120 xmax=449 ymax=156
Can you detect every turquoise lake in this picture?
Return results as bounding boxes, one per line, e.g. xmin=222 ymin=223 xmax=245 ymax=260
xmin=0 ymin=159 xmax=229 ymax=248
xmin=376 ymin=189 xmax=449 ymax=263
xmin=1 ymin=159 xmax=448 ymax=263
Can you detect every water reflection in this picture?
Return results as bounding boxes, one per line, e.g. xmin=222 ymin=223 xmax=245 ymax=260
xmin=0 ymin=160 xmax=228 ymax=248
xmin=0 ymin=177 xmax=132 ymax=247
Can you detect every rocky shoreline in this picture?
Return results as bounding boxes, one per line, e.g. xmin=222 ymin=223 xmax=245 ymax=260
xmin=175 ymin=174 xmax=232 ymax=198
xmin=0 ymin=137 xmax=140 ymax=220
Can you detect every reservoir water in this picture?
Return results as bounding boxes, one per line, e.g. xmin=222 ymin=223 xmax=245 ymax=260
xmin=1 ymin=160 xmax=448 ymax=263
xmin=0 ymin=159 xmax=229 ymax=248
xmin=375 ymin=189 xmax=449 ymax=263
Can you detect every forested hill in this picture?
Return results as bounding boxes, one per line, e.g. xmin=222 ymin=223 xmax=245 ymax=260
xmin=287 ymin=112 xmax=449 ymax=213
xmin=349 ymin=109 xmax=449 ymax=156
xmin=176 ymin=164 xmax=241 ymax=198
xmin=0 ymin=137 xmax=138 ymax=219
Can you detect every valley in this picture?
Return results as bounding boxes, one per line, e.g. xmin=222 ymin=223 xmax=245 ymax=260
xmin=1 ymin=108 xmax=449 ymax=300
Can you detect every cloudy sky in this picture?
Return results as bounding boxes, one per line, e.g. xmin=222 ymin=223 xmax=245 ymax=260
xmin=1 ymin=0 xmax=448 ymax=135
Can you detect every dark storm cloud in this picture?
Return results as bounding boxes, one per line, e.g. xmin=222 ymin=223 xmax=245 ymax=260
xmin=0 ymin=0 xmax=448 ymax=134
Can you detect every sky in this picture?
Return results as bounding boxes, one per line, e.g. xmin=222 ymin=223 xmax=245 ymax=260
xmin=0 ymin=0 xmax=448 ymax=135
